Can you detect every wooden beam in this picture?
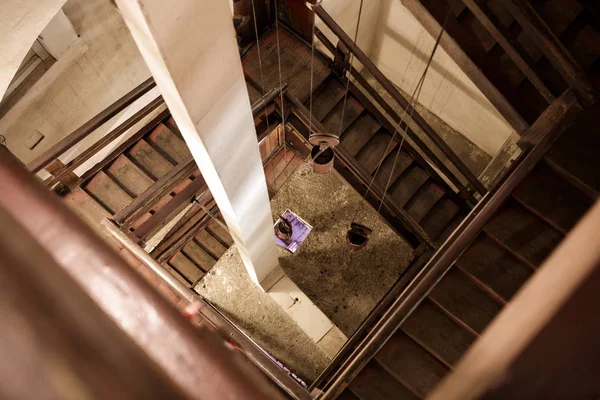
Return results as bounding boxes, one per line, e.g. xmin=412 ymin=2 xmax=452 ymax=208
xmin=429 ymin=200 xmax=600 ymax=399
xmin=502 ymin=0 xmax=595 ymax=105
xmin=461 ymin=0 xmax=555 ymax=104
xmin=400 ymin=0 xmax=529 ymax=134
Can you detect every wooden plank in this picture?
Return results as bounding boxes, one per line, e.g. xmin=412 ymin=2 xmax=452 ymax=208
xmin=512 ymin=162 xmax=594 ymax=233
xmin=402 ymin=299 xmax=476 ymax=367
xmin=404 ymin=182 xmax=445 ymax=223
xmin=147 ymin=123 xmax=190 ymax=164
xmin=461 ymin=0 xmax=554 ymax=103
xmin=195 ymin=230 xmax=228 ymax=260
xmin=399 ymin=0 xmax=528 ymax=134
xmin=457 ymin=235 xmax=533 ymax=301
xmin=502 ymin=0 xmax=594 ymax=105
xmin=428 ymin=267 xmax=503 ymax=334
xmin=376 ymin=332 xmax=450 ymax=397
xmin=420 ymin=198 xmax=460 ymax=242
xmin=113 ymin=157 xmax=196 ymax=225
xmin=322 ymin=96 xmax=365 ymax=135
xmin=272 ymin=153 xmax=303 ymax=191
xmin=84 ymin=171 xmax=133 ymax=215
xmin=349 ymin=361 xmax=420 ymax=400
xmin=389 ymin=166 xmax=430 ymax=208
xmin=168 ymin=252 xmax=203 ymax=284
xmin=308 ymin=78 xmax=347 ymax=121
xmin=484 ymin=200 xmax=563 ymax=267
xmin=127 ymin=139 xmax=174 ymax=180
xmin=206 ymin=219 xmax=234 ymax=247
xmin=355 ymin=131 xmax=394 ymax=174
xmin=428 ymin=201 xmax=600 ymax=400
xmin=339 ymin=114 xmax=382 ymax=157
xmin=182 ymin=241 xmax=216 ymax=272
xmin=106 ymin=154 xmax=154 ymax=197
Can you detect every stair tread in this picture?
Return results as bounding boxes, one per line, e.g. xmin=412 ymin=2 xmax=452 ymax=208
xmin=164 ymin=116 xmax=182 ymax=138
xmin=403 ymin=299 xmax=476 ymax=367
xmin=484 ymin=200 xmax=563 ymax=267
xmin=513 ymin=162 xmax=593 ymax=233
xmin=389 ymin=166 xmax=430 ymax=208
xmin=182 ymin=241 xmax=216 ymax=273
xmin=340 ymin=114 xmax=382 ymax=157
xmin=310 ymin=79 xmax=347 ymax=121
xmin=206 ymin=220 xmax=234 ymax=247
xmin=457 ymin=235 xmax=534 ymax=302
xmin=106 ymin=154 xmax=154 ymax=197
xmin=436 ymin=213 xmax=464 ymax=244
xmin=429 ymin=267 xmax=503 ymax=334
xmin=375 ymin=150 xmax=414 ymax=188
xmin=147 ymin=123 xmax=191 ymax=164
xmin=404 ymin=182 xmax=445 ymax=223
xmin=322 ymin=96 xmax=365 ymax=135
xmin=84 ymin=171 xmax=133 ymax=214
xmin=350 ymin=361 xmax=419 ymax=400
xmin=420 ymin=198 xmax=460 ymax=242
xmin=195 ymin=230 xmax=228 ymax=260
xmin=127 ymin=139 xmax=174 ymax=180
xmin=376 ymin=332 xmax=449 ymax=398
xmin=355 ymin=131 xmax=393 ymax=174
xmin=168 ymin=252 xmax=203 ymax=284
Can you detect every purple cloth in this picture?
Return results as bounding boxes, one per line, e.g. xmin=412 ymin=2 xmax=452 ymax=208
xmin=274 ymin=210 xmax=312 ymax=253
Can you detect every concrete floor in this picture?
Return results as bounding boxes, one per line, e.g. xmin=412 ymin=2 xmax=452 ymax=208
xmin=195 ymin=160 xmax=414 ymax=382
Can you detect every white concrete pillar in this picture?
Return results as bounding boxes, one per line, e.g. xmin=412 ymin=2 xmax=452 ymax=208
xmin=116 ymin=0 xmax=280 ymax=289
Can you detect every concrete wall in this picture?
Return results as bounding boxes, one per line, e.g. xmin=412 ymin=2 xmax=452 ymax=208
xmin=0 ymin=0 xmax=67 ymax=99
xmin=316 ymin=0 xmax=383 ymax=58
xmin=369 ymin=0 xmax=513 ymax=156
xmin=2 ymin=0 xmax=152 ymax=164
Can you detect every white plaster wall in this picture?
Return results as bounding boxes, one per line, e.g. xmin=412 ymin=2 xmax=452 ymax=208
xmin=316 ymin=0 xmax=383 ymax=59
xmin=0 ymin=0 xmax=67 ymax=99
xmin=369 ymin=0 xmax=513 ymax=156
xmin=3 ymin=0 xmax=152 ymax=163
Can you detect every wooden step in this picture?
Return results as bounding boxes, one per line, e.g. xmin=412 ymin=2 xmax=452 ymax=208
xmin=374 ymin=150 xmax=414 ymax=189
xmin=206 ymin=220 xmax=234 ymax=247
xmin=456 ymin=234 xmax=534 ymax=302
xmin=376 ymin=332 xmax=449 ymax=398
xmin=195 ymin=230 xmax=228 ymax=260
xmin=182 ymin=241 xmax=216 ymax=273
xmin=339 ymin=114 xmax=382 ymax=157
xmin=420 ymin=198 xmax=460 ymax=242
xmin=309 ymin=78 xmax=347 ymax=121
xmin=484 ymin=200 xmax=563 ymax=267
xmin=402 ymin=299 xmax=476 ymax=367
xmin=389 ymin=166 xmax=430 ymax=208
xmin=167 ymin=252 xmax=203 ymax=284
xmin=428 ymin=267 xmax=503 ymax=334
xmin=404 ymin=182 xmax=445 ymax=223
xmin=436 ymin=213 xmax=464 ymax=244
xmin=127 ymin=139 xmax=174 ymax=180
xmin=147 ymin=123 xmax=191 ymax=164
xmin=163 ymin=116 xmax=182 ymax=138
xmin=322 ymin=96 xmax=364 ymax=134
xmin=349 ymin=361 xmax=419 ymax=400
xmin=355 ymin=131 xmax=393 ymax=174
xmin=512 ymin=162 xmax=593 ymax=233
xmin=84 ymin=171 xmax=133 ymax=215
xmin=106 ymin=154 xmax=154 ymax=197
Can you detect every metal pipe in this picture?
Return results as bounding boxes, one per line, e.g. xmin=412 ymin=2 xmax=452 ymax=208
xmin=27 ymin=77 xmax=157 ymax=174
xmin=0 ymin=145 xmax=284 ymax=400
xmin=312 ymin=4 xmax=487 ymax=196
xmin=103 ymin=218 xmax=313 ymax=400
xmin=319 ymin=90 xmax=582 ymax=399
xmin=251 ymin=82 xmax=289 ymax=115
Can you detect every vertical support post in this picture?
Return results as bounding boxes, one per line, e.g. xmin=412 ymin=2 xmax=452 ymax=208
xmin=115 ymin=0 xmax=281 ymax=289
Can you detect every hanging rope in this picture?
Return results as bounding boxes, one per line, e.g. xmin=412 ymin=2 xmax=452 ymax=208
xmin=250 ymin=0 xmax=271 ymax=135
xmin=349 ymin=9 xmax=451 ymax=222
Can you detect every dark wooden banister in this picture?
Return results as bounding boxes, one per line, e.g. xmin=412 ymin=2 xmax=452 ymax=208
xmin=312 ymin=4 xmax=487 ymax=196
xmin=317 ymin=90 xmax=582 ymax=399
xmin=27 ymin=77 xmax=157 ymax=174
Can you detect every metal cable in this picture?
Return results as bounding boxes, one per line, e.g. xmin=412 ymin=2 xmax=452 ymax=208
xmin=250 ymin=0 xmax=271 ymax=134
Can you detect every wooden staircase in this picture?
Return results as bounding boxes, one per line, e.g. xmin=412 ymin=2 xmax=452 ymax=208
xmin=329 ymin=97 xmax=599 ymax=399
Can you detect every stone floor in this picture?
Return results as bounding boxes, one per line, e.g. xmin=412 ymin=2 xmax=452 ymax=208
xmin=195 ymin=159 xmax=414 ymax=383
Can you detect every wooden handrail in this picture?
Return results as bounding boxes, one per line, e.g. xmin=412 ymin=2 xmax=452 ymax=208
xmin=312 ymin=4 xmax=487 ymax=196
xmin=27 ymin=77 xmax=156 ymax=174
xmin=318 ymin=90 xmax=582 ymax=399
